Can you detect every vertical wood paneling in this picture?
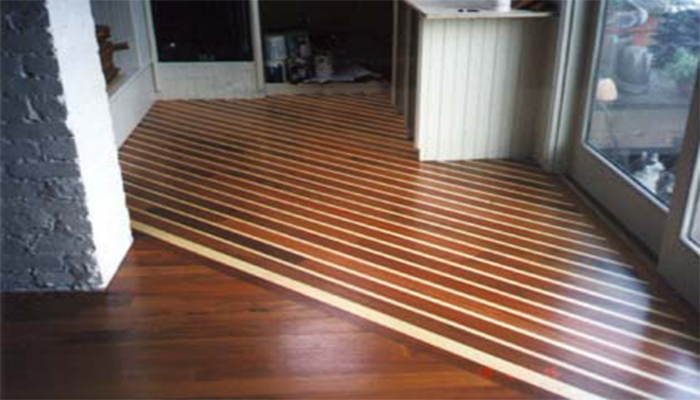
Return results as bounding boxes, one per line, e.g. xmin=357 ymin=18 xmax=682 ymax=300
xmin=416 ymin=18 xmax=436 ymax=158
xmin=416 ymin=18 xmax=557 ymax=162
xmin=438 ymin=21 xmax=457 ymax=159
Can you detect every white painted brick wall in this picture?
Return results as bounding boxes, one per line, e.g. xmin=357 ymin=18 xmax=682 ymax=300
xmin=46 ymin=0 xmax=133 ymax=286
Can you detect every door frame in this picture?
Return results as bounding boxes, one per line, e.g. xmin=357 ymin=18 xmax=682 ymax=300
xmin=658 ymin=77 xmax=700 ymax=309
xmin=568 ymin=0 xmax=672 ymax=254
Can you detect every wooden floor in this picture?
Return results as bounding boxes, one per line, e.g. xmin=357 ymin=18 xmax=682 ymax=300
xmin=4 ymin=93 xmax=698 ymax=398
xmin=2 ymin=233 xmax=544 ymax=399
xmin=114 ymin=93 xmax=700 ymax=398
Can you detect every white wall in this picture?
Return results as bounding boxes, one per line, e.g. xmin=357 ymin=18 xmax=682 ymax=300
xmin=109 ymin=65 xmax=156 ymax=146
xmin=47 ymin=0 xmax=133 ymax=286
xmin=156 ymin=62 xmax=259 ymax=100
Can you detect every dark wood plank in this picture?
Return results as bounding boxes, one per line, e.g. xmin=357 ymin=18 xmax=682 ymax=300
xmin=1 ymin=234 xmax=544 ymax=399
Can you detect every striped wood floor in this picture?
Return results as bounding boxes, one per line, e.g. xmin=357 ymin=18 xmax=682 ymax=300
xmin=119 ymin=94 xmax=700 ymax=399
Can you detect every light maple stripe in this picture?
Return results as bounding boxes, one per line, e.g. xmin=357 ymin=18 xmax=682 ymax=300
xmin=133 ymin=118 xmax=630 ymax=267
xmin=221 ymin=94 xmax=555 ymax=186
xmin=177 ymin=100 xmax=416 ymax=154
xmin=124 ymin=180 xmax=700 ymax=362
xmin=144 ymin=105 xmax=568 ymax=219
xmin=121 ymin=157 xmax=695 ymax=343
xmin=122 ymin=140 xmax=643 ymax=290
xmin=120 ymin=159 xmax=662 ymax=311
xmin=138 ymin=112 xmax=617 ymax=254
xmin=124 ymin=133 xmax=633 ymax=279
xmin=260 ymin=96 xmax=409 ymax=136
xmin=170 ymin=100 xmax=582 ymax=212
xmin=130 ymin=123 xmax=603 ymax=242
xmin=126 ymin=210 xmax=692 ymax=400
xmin=162 ymin=99 xmax=562 ymax=190
xmin=156 ymin=103 xmax=568 ymax=203
xmin=121 ymin=143 xmax=649 ymax=302
xmin=130 ymin=221 xmax=607 ymax=400
xmin=120 ymin=96 xmax=700 ymax=399
xmin=161 ymin=99 xmax=563 ymax=192
xmin=151 ymin=103 xmax=572 ymax=204
xmin=468 ymin=159 xmax=554 ymax=178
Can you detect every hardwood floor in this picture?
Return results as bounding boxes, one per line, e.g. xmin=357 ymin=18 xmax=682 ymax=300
xmin=113 ymin=93 xmax=700 ymax=398
xmin=3 ymin=93 xmax=698 ymax=398
xmin=1 ymin=233 xmax=544 ymax=399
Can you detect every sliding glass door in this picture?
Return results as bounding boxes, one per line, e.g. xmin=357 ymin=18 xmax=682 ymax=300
xmin=570 ymin=0 xmax=700 ymax=255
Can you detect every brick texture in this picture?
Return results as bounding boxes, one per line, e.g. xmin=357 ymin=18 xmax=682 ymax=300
xmin=1 ymin=0 xmax=101 ymax=291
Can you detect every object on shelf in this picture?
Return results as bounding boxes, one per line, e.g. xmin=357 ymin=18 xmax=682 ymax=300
xmin=512 ymin=0 xmax=551 ymax=11
xmin=494 ymin=0 xmax=512 ymax=12
xmin=265 ymin=60 xmax=287 ymax=83
xmin=314 ymin=54 xmax=334 ymax=81
xmin=304 ymin=64 xmax=381 ymax=84
xmin=95 ymin=25 xmax=129 ymax=85
xmin=264 ymin=34 xmax=287 ymax=61
xmin=264 ymin=31 xmax=313 ymax=83
xmin=263 ymin=29 xmax=383 ymax=85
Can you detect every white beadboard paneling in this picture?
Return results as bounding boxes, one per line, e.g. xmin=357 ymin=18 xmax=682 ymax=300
xmin=156 ymin=62 xmax=258 ymax=100
xmin=109 ymin=65 xmax=156 ymax=147
xmin=416 ymin=17 xmax=557 ymax=162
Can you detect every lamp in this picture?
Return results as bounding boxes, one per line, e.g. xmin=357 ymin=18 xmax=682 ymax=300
xmin=596 ymin=78 xmax=619 ymax=102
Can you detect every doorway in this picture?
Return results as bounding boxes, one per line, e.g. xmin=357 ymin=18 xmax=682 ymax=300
xmin=567 ymin=0 xmax=700 ymax=307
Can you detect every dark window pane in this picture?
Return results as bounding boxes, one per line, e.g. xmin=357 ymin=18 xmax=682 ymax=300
xmin=151 ymin=0 xmax=252 ymax=62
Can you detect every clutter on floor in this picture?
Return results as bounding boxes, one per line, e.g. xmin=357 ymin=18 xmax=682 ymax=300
xmin=264 ymin=30 xmax=384 ymax=84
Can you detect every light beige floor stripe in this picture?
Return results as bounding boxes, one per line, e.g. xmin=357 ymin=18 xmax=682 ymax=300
xmin=165 ymin=100 xmax=560 ymax=188
xmin=122 ymin=164 xmax=659 ymax=311
xmin=143 ymin=111 xmax=571 ymax=201
xmin=255 ymin=96 xmax=410 ymax=136
xmin=138 ymin=121 xmax=612 ymax=254
xmin=177 ymin=101 xmax=415 ymax=153
xmin=134 ymin=221 xmax=604 ymax=399
xmin=120 ymin=150 xmax=643 ymax=292
xmin=127 ymin=133 xmax=602 ymax=240
xmin=160 ymin=101 xmax=559 ymax=188
xmin=141 ymin=113 xmax=583 ymax=218
xmin=135 ymin=122 xmax=634 ymax=268
xmin=123 ymin=168 xmax=697 ymax=343
xmin=127 ymin=187 xmax=700 ymax=373
xmin=121 ymin=146 xmax=642 ymax=288
xmin=129 ymin=218 xmax=660 ymax=400
xmin=159 ymin=102 xmax=566 ymax=195
xmin=124 ymin=134 xmax=625 ymax=270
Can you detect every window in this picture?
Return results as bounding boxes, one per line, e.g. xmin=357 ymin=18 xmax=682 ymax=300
xmin=585 ymin=0 xmax=700 ymax=206
xmin=151 ymin=0 xmax=252 ymax=62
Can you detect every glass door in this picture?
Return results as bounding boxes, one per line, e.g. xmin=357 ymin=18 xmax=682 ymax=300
xmin=570 ymin=0 xmax=700 ymax=254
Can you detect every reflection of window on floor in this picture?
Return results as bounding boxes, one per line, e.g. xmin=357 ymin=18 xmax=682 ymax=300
xmin=587 ymin=0 xmax=699 ymax=206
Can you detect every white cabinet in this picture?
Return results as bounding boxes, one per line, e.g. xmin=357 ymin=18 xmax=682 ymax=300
xmin=395 ymin=1 xmax=558 ymax=162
